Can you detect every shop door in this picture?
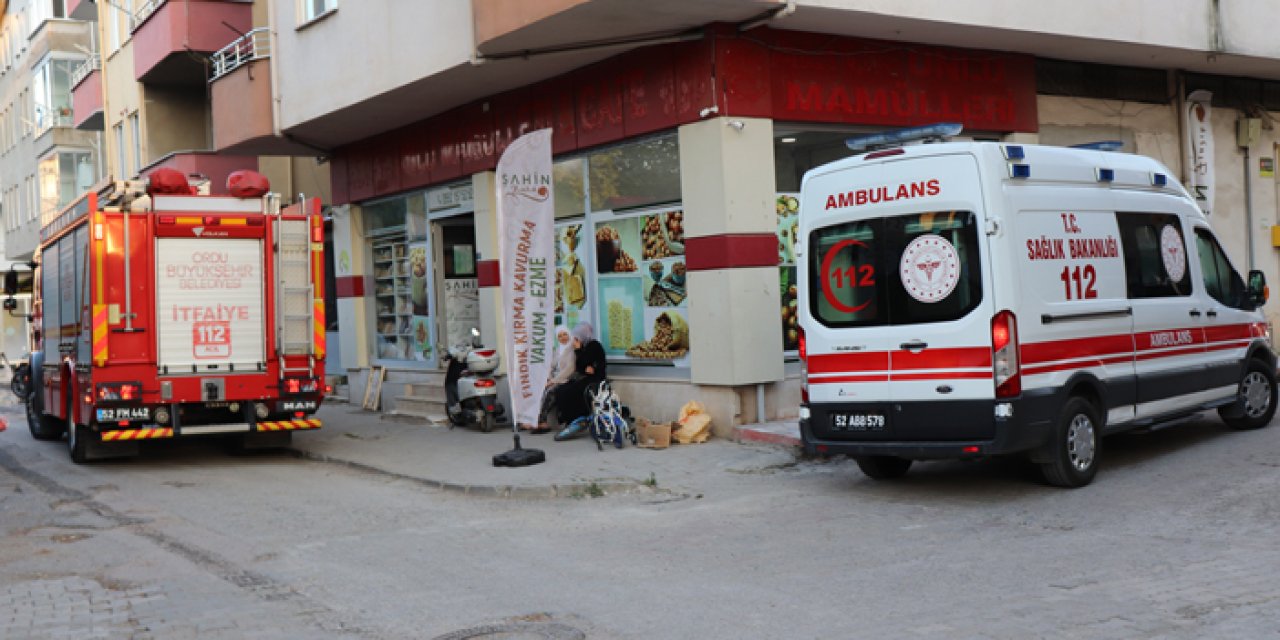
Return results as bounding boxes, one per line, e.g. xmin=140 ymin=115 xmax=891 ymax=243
xmin=432 ymin=215 xmax=480 ymax=357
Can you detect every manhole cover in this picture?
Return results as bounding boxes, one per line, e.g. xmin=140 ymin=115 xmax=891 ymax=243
xmin=431 ymin=622 xmax=585 ymax=640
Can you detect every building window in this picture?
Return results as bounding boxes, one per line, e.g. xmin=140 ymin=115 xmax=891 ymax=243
xmin=129 ymin=112 xmax=141 ymax=172
xmin=38 ymin=150 xmax=95 ymax=222
xmin=25 ymin=175 xmax=36 ymax=223
xmin=32 ymin=57 xmax=79 ymax=135
xmin=113 ymin=122 xmax=126 ymax=178
xmin=302 ymin=0 xmax=337 ymax=22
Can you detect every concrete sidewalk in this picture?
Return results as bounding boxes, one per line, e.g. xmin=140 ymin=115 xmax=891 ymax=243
xmin=289 ymin=402 xmax=800 ymax=498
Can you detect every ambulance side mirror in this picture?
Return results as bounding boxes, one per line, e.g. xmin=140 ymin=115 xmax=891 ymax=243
xmin=1248 ymin=270 xmax=1268 ymax=305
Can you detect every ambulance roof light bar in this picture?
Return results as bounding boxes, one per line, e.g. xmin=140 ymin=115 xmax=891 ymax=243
xmin=1070 ymin=140 xmax=1125 ymax=152
xmin=845 ymin=123 xmax=963 ymax=153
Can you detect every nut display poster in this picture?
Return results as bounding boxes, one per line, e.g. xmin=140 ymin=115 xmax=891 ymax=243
xmin=598 ymin=206 xmax=690 ymax=361
xmin=497 ymin=129 xmax=557 ymax=427
xmin=555 ymin=221 xmax=589 ymax=330
xmin=777 ymin=194 xmax=800 ymax=352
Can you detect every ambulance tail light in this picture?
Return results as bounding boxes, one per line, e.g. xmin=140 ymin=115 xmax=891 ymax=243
xmin=992 ymin=311 xmax=1021 ymax=398
xmin=798 ymin=326 xmax=809 ymax=404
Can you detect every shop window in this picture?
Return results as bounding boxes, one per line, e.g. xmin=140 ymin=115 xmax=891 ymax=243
xmin=367 ymin=193 xmax=434 ymax=364
xmin=588 ymin=134 xmax=680 ymax=212
xmin=593 ymin=206 xmax=688 ymax=362
xmin=777 ymin=193 xmax=800 ymax=353
xmin=554 ymin=158 xmax=585 ymax=219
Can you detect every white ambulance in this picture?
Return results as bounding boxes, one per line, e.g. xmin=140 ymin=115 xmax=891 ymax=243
xmin=797 ymin=125 xmax=1275 ymax=487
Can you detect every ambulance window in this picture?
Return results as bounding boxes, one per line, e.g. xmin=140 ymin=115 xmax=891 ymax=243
xmin=809 ymin=220 xmax=883 ymax=327
xmin=808 ymin=211 xmax=981 ymax=327
xmin=1194 ymin=229 xmax=1250 ymax=309
xmin=1116 ymin=213 xmax=1191 ymax=298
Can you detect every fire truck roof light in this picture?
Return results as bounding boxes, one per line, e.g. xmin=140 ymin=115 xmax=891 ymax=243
xmin=845 ymin=123 xmax=963 ymax=153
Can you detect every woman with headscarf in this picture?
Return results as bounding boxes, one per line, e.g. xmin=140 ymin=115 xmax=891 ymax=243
xmin=527 ymin=326 xmax=575 ymax=433
xmin=553 ymin=321 xmax=607 ymax=432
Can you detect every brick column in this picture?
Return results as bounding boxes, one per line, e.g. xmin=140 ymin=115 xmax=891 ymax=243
xmin=680 ymin=116 xmax=784 ymax=386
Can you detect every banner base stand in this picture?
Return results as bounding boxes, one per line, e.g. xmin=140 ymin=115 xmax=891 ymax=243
xmin=493 ymin=434 xmax=546 ymax=467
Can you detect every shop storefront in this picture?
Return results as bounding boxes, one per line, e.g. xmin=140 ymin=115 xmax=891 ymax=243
xmin=328 ymin=25 xmax=1038 ymax=430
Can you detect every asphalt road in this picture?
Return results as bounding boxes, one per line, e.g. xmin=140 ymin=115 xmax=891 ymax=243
xmin=2 ymin=399 xmax=1279 ymax=639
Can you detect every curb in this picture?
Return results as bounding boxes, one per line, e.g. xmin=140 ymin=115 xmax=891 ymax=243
xmin=734 ymin=426 xmax=802 ymax=449
xmin=285 ymin=447 xmax=657 ymax=500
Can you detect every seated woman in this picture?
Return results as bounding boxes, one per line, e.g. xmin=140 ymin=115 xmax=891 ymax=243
xmin=553 ymin=322 xmax=607 ymax=439
xmin=528 ymin=326 xmax=575 ymax=433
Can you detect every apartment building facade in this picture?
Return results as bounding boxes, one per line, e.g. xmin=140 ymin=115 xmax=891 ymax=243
xmin=215 ymin=1 xmax=1280 ymax=430
xmin=1 ymin=0 xmax=102 ymax=262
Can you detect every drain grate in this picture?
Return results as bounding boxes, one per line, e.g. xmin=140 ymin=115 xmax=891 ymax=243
xmin=431 ymin=622 xmax=586 ymax=640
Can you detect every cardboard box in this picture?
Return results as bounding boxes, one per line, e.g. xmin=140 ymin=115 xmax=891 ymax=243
xmin=636 ymin=419 xmax=674 ymax=449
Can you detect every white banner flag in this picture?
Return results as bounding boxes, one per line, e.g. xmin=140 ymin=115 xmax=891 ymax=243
xmin=1185 ymin=92 xmax=1214 ymax=216
xmin=497 ymin=129 xmax=556 ymax=427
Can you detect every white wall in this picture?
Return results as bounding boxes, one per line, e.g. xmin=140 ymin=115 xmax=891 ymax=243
xmin=797 ymin=1 xmax=1214 ymax=52
xmin=272 ymin=0 xmax=476 ymax=133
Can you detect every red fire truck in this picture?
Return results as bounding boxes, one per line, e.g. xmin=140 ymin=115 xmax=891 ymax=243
xmin=5 ymin=169 xmax=326 ymax=462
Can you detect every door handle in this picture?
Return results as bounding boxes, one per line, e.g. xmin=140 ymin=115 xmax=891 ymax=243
xmin=1206 ymin=309 xmax=1218 ymax=318
xmin=1189 ymin=309 xmax=1202 ymax=317
xmin=899 ymin=341 xmax=928 ymax=350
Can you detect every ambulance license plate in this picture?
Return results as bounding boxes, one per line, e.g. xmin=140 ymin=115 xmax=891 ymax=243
xmin=831 ymin=412 xmax=886 ymax=432
xmin=97 ymin=407 xmax=150 ymax=422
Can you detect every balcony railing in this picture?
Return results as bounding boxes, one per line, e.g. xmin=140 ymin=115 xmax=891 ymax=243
xmin=132 ymin=0 xmax=165 ymax=30
xmin=210 ymin=27 xmax=270 ymax=81
xmin=70 ymin=56 xmax=101 ymax=88
xmin=34 ymin=105 xmax=74 ymax=136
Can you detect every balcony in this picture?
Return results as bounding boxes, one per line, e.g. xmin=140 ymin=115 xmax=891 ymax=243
xmin=71 ymin=58 xmax=104 ymax=131
xmin=132 ymin=0 xmax=253 ymax=85
xmin=210 ymin=28 xmax=315 ymax=155
xmin=142 ymin=152 xmax=259 ymax=196
xmin=68 ymin=0 xmax=97 ymax=21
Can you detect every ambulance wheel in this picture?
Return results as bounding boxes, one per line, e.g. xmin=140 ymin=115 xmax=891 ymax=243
xmin=1219 ymin=360 xmax=1277 ymax=431
xmin=26 ymin=393 xmax=65 ymax=441
xmin=854 ymin=456 xmax=912 ymax=480
xmin=1039 ymin=397 xmax=1100 ymax=488
xmin=67 ymin=423 xmax=90 ymax=464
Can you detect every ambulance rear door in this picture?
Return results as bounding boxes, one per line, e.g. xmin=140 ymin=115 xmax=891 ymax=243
xmin=801 ymin=151 xmax=996 ymax=440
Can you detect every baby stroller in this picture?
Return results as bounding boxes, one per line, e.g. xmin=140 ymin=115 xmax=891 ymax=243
xmin=553 ymin=380 xmax=637 ymax=450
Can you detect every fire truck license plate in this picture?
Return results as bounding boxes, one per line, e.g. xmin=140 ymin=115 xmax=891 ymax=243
xmin=97 ymin=407 xmax=150 ymax=422
xmin=831 ymin=412 xmax=886 ymax=432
